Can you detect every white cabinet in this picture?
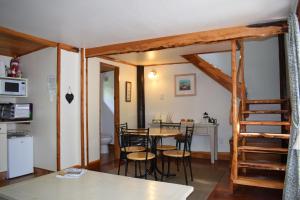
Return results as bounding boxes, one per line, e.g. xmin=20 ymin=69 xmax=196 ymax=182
xmin=0 ymin=124 xmax=7 ymax=172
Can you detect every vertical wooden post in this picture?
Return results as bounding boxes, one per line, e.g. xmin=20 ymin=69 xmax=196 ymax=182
xmin=137 ymin=66 xmax=145 ymax=128
xmin=239 ymin=40 xmax=246 ymax=114
xmin=231 ymin=40 xmax=238 ymax=181
xmin=56 ymin=44 xmax=61 ymax=171
xmin=114 ymin=67 xmax=120 ymax=159
xmin=80 ymin=48 xmax=85 ymax=168
xmin=85 ymin=58 xmax=89 ymax=167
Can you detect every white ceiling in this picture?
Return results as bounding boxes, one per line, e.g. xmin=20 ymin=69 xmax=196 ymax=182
xmin=109 ymin=41 xmax=232 ymax=66
xmin=0 ymin=0 xmax=291 ymax=48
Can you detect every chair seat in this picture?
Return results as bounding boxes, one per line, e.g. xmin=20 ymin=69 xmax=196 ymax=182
xmin=174 ymin=134 xmax=185 ymax=142
xmin=121 ymin=146 xmax=145 ymax=153
xmin=163 ymin=150 xmax=191 ymax=158
xmin=156 ymin=145 xmax=177 ymax=151
xmin=127 ymin=152 xmax=156 ymax=161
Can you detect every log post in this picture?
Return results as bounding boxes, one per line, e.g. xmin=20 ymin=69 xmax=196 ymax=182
xmin=231 ymin=40 xmax=239 ymax=182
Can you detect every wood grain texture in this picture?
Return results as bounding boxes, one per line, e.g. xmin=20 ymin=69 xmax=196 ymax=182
xmin=85 ymin=58 xmax=89 ymax=166
xmin=80 ymin=48 xmax=85 ymax=168
xmin=230 ymin=40 xmax=238 ymax=181
xmin=60 ymin=43 xmax=79 ymax=53
xmin=233 ymin=177 xmax=284 ymax=189
xmin=114 ymin=67 xmax=120 ymax=159
xmin=242 ymin=110 xmax=288 ymax=114
xmin=239 ymin=121 xmax=290 ymax=126
xmin=239 ymin=132 xmax=290 ymax=139
xmin=85 ymin=22 xmax=287 ymax=57
xmin=56 ymin=44 xmax=61 ymax=171
xmin=183 ymin=54 xmax=242 ymax=97
xmin=238 ymin=146 xmax=288 ymax=154
xmin=238 ymin=161 xmax=286 ymax=171
xmin=245 ymin=99 xmax=287 ymax=104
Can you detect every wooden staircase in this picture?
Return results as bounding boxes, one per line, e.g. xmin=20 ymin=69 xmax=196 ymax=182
xmin=232 ymin=98 xmax=290 ymax=190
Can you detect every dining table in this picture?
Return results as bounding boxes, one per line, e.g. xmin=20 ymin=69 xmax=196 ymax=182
xmin=148 ymin=127 xmax=182 ymax=177
xmin=0 ymin=170 xmax=194 ymax=200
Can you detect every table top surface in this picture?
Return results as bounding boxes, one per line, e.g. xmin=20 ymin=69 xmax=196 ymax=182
xmin=0 ymin=170 xmax=193 ymax=200
xmin=149 ymin=127 xmax=181 ymax=137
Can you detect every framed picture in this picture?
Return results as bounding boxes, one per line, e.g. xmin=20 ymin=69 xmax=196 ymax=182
xmin=174 ymin=73 xmax=196 ymax=96
xmin=125 ymin=81 xmax=132 ymax=102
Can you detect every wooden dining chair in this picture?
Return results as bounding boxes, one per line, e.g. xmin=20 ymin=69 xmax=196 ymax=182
xmin=156 ymin=122 xmax=181 ymax=151
xmin=161 ymin=125 xmax=194 ymax=185
xmin=125 ymin=128 xmax=156 ymax=180
xmin=117 ymin=123 xmax=145 ymax=175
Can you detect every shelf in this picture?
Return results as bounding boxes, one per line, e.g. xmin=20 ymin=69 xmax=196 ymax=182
xmin=0 ymin=121 xmax=32 ymax=124
xmin=0 ymin=76 xmax=28 ymax=81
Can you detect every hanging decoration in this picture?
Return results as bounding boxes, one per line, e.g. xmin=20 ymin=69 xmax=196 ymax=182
xmin=65 ymin=86 xmax=74 ymax=104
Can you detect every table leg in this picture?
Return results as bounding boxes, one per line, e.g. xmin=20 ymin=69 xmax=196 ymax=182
xmin=210 ymin=127 xmax=215 ymax=164
xmin=214 ymin=127 xmax=218 ymax=161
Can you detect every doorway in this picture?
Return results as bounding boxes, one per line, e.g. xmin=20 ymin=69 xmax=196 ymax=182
xmin=100 ymin=63 xmax=120 ymax=160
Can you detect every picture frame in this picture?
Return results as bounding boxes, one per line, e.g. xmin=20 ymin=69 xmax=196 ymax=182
xmin=125 ymin=81 xmax=132 ymax=102
xmin=174 ymin=73 xmax=196 ymax=96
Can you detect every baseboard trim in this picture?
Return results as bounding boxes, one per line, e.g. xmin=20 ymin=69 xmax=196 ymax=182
xmin=191 ymin=151 xmax=230 ymax=161
xmin=33 ymin=167 xmax=53 ymax=176
xmin=0 ymin=171 xmax=7 ymax=180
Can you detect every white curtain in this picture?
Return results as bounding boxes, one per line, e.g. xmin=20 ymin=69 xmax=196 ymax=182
xmin=283 ymin=0 xmax=300 ymax=199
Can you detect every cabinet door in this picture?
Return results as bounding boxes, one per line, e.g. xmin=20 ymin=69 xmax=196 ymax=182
xmin=0 ymin=133 xmax=7 ymax=172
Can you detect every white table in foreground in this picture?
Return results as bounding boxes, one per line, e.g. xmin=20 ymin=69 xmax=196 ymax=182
xmin=0 ymin=170 xmax=193 ymax=200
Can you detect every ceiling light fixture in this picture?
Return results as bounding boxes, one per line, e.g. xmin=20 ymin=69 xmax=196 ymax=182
xmin=148 ymin=70 xmax=158 ymax=79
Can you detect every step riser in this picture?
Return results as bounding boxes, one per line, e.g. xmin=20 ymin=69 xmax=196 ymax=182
xmin=239 ymin=133 xmax=290 ymax=140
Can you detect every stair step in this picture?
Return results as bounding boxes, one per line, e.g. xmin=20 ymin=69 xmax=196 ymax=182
xmin=242 ymin=110 xmax=289 ymax=114
xmin=238 ymin=146 xmax=288 ymax=154
xmin=239 ymin=132 xmax=290 ymax=139
xmin=245 ymin=99 xmax=287 ymax=104
xmin=240 ymin=121 xmax=290 ymax=126
xmin=234 ymin=176 xmax=284 ymax=189
xmin=238 ymin=161 xmax=286 ymax=171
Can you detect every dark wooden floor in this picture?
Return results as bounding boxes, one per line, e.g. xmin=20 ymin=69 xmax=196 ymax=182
xmin=0 ymin=153 xmax=283 ymax=200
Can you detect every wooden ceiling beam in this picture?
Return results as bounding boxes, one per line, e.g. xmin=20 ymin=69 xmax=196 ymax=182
xmin=85 ymin=21 xmax=287 ymax=58
xmin=183 ymin=54 xmax=242 ymax=98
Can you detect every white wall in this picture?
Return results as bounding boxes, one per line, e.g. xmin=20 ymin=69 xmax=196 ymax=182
xmin=145 ymin=37 xmax=280 ymax=152
xmin=87 ymin=58 xmax=100 ymax=162
xmin=19 ymin=47 xmax=57 ymax=171
xmin=60 ymin=50 xmax=81 ymax=169
xmin=100 ymin=71 xmax=114 ymax=143
xmin=98 ymin=59 xmax=137 ymax=128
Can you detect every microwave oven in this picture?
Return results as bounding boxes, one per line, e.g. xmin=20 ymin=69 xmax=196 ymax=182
xmin=0 ymin=78 xmax=27 ymax=96
xmin=0 ymin=103 xmax=33 ymax=121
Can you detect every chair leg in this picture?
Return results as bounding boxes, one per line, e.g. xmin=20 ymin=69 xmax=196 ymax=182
xmin=134 ymin=161 xmax=137 ymax=178
xmin=138 ymin=161 xmax=142 ymax=177
xmin=176 ymin=158 xmax=180 ymax=172
xmin=118 ymin=157 xmax=122 ymax=175
xmin=161 ymin=155 xmax=164 ymax=181
xmin=167 ymin=157 xmax=170 ymax=177
xmin=182 ymin=158 xmax=188 ymax=185
xmin=144 ymin=160 xmax=148 ymax=180
xmin=179 ymin=142 xmax=181 ymax=150
xmin=188 ymin=156 xmax=193 ymax=182
xmin=125 ymin=160 xmax=129 ymax=176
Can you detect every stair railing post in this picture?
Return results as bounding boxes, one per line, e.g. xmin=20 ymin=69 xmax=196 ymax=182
xmin=231 ymin=40 xmax=239 ymax=182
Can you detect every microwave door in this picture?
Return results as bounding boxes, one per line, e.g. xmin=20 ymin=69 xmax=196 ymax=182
xmin=5 ymin=82 xmax=19 ymax=95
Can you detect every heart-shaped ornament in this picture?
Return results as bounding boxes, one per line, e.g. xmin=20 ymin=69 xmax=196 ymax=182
xmin=65 ymin=93 xmax=74 ymax=104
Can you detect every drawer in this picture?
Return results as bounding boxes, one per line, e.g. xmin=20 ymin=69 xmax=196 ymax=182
xmin=0 ymin=124 xmax=7 ymax=134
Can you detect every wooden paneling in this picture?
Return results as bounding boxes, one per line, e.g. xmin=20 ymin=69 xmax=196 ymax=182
xmin=80 ymin=48 xmax=85 ymax=168
xmin=56 ymin=44 xmax=61 ymax=171
xmin=85 ymin=21 xmax=287 ymax=57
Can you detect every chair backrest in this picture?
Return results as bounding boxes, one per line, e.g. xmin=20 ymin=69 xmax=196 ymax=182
xmin=118 ymin=123 xmax=128 ymax=153
xmin=122 ymin=128 xmax=150 ymax=153
xmin=160 ymin=121 xmax=181 ymax=130
xmin=183 ymin=124 xmax=194 ymax=156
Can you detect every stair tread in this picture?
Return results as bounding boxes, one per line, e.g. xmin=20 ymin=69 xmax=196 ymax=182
xmin=238 ymin=161 xmax=286 ymax=171
xmin=242 ymin=110 xmax=289 ymax=114
xmin=239 ymin=132 xmax=290 ymax=139
xmin=245 ymin=99 xmax=287 ymax=104
xmin=240 ymin=121 xmax=290 ymax=126
xmin=238 ymin=146 xmax=288 ymax=154
xmin=234 ymin=176 xmax=284 ymax=189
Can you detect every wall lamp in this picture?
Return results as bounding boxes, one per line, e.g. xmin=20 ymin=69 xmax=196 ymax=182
xmin=148 ymin=70 xmax=158 ymax=79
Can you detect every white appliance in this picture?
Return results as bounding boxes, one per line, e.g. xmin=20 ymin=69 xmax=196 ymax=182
xmin=7 ymin=135 xmax=33 ymax=178
xmin=0 ymin=78 xmax=27 ymax=96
